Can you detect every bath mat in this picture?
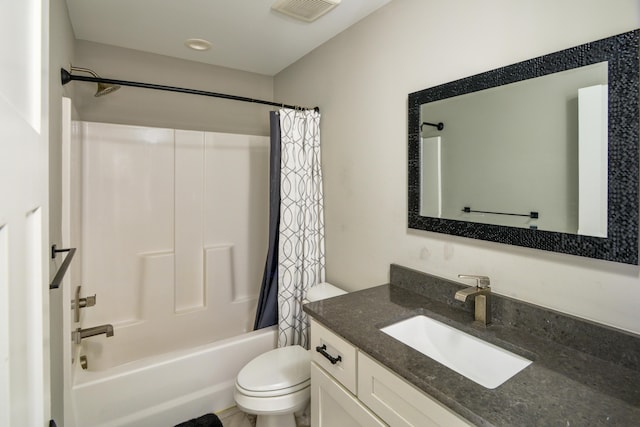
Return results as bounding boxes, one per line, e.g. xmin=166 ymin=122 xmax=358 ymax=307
xmin=174 ymin=413 xmax=223 ymax=427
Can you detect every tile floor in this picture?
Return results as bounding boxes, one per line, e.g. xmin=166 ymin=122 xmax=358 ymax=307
xmin=217 ymin=404 xmax=310 ymax=427
xmin=216 ymin=407 xmax=254 ymax=427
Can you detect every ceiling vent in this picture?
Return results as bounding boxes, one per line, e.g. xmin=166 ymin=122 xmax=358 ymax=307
xmin=271 ymin=0 xmax=342 ymax=23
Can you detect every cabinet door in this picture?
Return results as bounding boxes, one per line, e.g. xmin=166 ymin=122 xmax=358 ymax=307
xmin=358 ymin=352 xmax=472 ymax=427
xmin=311 ymin=362 xmax=387 ymax=427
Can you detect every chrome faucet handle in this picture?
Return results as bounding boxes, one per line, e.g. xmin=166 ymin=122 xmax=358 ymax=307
xmin=72 ymin=286 xmax=97 ymax=323
xmin=458 ymin=274 xmax=490 ymax=288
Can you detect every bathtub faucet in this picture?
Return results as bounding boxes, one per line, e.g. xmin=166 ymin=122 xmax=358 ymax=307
xmin=72 ymin=324 xmax=114 ymax=344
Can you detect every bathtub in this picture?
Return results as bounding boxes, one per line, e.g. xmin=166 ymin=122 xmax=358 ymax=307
xmin=71 ymin=326 xmax=277 ymax=427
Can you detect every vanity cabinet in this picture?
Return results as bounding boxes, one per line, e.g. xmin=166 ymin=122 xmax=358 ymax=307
xmin=310 ymin=319 xmax=472 ymax=427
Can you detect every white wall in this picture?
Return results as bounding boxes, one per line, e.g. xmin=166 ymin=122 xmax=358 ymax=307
xmin=274 ymin=0 xmax=640 ymax=334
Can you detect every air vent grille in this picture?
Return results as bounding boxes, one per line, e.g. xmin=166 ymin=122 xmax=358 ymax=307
xmin=271 ymin=0 xmax=341 ymax=22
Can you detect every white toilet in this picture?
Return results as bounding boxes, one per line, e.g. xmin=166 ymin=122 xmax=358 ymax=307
xmin=234 ymin=282 xmax=346 ymax=427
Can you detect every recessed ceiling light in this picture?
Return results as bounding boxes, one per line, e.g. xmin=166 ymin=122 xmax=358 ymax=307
xmin=185 ymin=38 xmax=212 ymax=51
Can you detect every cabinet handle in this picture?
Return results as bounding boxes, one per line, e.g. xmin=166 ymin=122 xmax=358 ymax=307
xmin=315 ymin=344 xmax=342 ymax=365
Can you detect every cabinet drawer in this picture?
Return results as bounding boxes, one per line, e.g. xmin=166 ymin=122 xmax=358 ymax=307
xmin=358 ymin=352 xmax=473 ymax=427
xmin=310 ymin=319 xmax=357 ymax=394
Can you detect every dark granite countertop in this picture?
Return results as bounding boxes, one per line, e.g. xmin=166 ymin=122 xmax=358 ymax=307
xmin=303 ymin=265 xmax=640 ymax=426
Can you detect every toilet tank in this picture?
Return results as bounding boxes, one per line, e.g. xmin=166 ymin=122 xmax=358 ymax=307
xmin=305 ymin=282 xmax=346 ymax=303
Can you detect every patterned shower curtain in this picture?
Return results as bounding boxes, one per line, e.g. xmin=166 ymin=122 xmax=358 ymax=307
xmin=277 ymin=108 xmax=325 ymax=348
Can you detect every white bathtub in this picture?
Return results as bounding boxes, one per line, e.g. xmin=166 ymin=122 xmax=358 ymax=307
xmin=71 ymin=326 xmax=277 ymax=427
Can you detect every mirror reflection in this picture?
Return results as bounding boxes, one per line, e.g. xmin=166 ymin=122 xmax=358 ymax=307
xmin=419 ymin=62 xmax=608 ymax=237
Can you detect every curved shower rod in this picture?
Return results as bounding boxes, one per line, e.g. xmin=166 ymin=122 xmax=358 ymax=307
xmin=60 ymin=68 xmax=320 ymax=112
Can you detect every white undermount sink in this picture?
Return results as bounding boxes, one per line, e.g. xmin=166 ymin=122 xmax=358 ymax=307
xmin=380 ymin=315 xmax=532 ymax=389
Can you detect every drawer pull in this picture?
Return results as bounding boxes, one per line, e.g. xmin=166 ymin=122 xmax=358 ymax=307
xmin=316 ymin=344 xmax=342 ymax=364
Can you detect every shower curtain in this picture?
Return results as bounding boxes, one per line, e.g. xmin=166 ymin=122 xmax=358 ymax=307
xmin=254 ymin=108 xmax=325 ymax=348
xmin=254 ymin=112 xmax=281 ymax=330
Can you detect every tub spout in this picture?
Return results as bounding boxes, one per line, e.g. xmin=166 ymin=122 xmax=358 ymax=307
xmin=72 ymin=324 xmax=114 ymax=344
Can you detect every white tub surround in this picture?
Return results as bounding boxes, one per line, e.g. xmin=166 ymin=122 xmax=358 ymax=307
xmin=62 ymin=121 xmax=273 ymax=426
xmin=69 ymin=122 xmax=269 ymax=369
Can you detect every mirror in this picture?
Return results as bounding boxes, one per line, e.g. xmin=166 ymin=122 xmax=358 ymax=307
xmin=408 ymin=30 xmax=639 ymax=264
xmin=420 ymin=62 xmax=608 ymax=236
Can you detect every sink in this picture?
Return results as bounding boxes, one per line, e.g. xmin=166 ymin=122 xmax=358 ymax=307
xmin=380 ymin=315 xmax=531 ymax=389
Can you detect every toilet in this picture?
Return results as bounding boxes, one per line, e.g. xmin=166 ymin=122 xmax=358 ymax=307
xmin=234 ymin=282 xmax=346 ymax=427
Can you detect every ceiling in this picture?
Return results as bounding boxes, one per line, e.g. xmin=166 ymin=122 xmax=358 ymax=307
xmin=65 ymin=0 xmax=393 ymax=76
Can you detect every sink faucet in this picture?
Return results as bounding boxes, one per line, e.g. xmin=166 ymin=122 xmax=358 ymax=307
xmin=72 ymin=324 xmax=114 ymax=344
xmin=455 ymin=275 xmax=491 ymax=326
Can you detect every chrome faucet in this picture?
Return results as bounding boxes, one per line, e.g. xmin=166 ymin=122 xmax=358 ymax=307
xmin=72 ymin=324 xmax=114 ymax=344
xmin=455 ymin=275 xmax=491 ymax=326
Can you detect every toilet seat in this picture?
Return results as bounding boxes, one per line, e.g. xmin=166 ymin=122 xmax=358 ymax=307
xmin=234 ymin=382 xmax=310 ymax=417
xmin=236 ymin=345 xmax=310 ymax=397
xmin=236 ymin=378 xmax=310 ymax=397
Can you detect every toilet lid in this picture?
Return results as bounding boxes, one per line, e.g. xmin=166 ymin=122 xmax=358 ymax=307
xmin=237 ymin=345 xmax=310 ymax=393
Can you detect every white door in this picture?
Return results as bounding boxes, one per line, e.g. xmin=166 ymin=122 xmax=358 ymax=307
xmin=0 ymin=0 xmax=51 ymax=426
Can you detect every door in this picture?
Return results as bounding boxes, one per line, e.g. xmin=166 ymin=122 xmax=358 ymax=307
xmin=0 ymin=0 xmax=51 ymax=426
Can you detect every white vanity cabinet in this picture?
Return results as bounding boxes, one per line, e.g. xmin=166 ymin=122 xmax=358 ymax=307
xmin=309 ymin=319 xmax=473 ymax=427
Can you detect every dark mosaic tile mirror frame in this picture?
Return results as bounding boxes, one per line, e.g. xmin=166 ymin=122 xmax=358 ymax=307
xmin=408 ymin=29 xmax=639 ymax=265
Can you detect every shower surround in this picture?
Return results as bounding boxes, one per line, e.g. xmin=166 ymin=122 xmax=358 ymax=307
xmin=65 ymin=120 xmax=274 ymax=425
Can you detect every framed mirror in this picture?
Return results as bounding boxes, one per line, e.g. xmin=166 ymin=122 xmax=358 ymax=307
xmin=408 ymin=30 xmax=639 ymax=264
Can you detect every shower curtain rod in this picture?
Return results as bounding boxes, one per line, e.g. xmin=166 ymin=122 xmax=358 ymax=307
xmin=60 ymin=68 xmax=319 ymax=112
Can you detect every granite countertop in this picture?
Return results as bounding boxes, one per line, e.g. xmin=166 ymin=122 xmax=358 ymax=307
xmin=303 ymin=265 xmax=640 ymax=426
